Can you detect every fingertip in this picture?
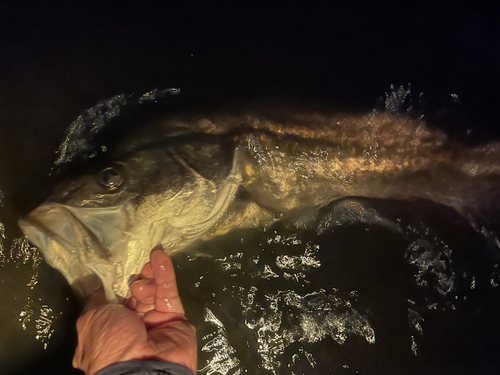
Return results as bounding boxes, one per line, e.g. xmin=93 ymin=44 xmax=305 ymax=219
xmin=125 ymin=296 xmax=138 ymax=310
xmin=151 ymin=251 xmax=175 ymax=283
xmin=131 ymin=279 xmax=156 ymax=301
xmin=151 ymin=248 xmax=169 ymax=262
xmin=131 ymin=278 xmax=154 ymax=290
xmin=141 ymin=262 xmax=154 ymax=279
xmin=136 ymin=303 xmax=155 ymax=313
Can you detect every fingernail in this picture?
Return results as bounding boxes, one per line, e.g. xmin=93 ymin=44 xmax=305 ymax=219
xmin=135 ymin=279 xmax=154 ymax=286
xmin=151 ymin=244 xmax=164 ymax=252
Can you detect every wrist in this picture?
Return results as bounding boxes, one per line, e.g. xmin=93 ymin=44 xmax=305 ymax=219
xmin=94 ymin=360 xmax=196 ymax=375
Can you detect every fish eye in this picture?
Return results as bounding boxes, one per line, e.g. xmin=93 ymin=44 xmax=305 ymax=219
xmin=98 ymin=166 xmax=124 ymax=191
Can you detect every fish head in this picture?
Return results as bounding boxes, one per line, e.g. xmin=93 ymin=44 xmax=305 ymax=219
xmin=19 ymin=140 xmax=241 ymax=302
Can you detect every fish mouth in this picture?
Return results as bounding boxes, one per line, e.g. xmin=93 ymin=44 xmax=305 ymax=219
xmin=18 ymin=203 xmax=131 ymax=301
xmin=19 ymin=204 xmax=111 ymax=260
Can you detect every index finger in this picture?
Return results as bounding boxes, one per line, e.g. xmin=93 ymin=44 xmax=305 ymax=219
xmin=140 ymin=262 xmax=154 ymax=279
xmin=151 ymin=249 xmax=185 ymax=314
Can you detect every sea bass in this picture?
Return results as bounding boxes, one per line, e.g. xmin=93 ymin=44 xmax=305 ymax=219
xmin=18 ymin=108 xmax=500 ymax=302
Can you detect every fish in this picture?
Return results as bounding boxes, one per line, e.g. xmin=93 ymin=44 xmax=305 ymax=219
xmin=18 ymin=106 xmax=500 ymax=302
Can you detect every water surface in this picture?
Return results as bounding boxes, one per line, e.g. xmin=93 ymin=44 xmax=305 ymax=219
xmin=2 ymin=95 xmax=500 ymax=375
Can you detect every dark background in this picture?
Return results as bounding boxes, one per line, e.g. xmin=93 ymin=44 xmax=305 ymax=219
xmin=0 ymin=1 xmax=499 ymax=374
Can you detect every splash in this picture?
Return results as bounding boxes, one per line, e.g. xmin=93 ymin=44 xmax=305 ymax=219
xmin=384 ymin=84 xmax=413 ymax=113
xmin=198 ymin=236 xmax=376 ymax=374
xmin=54 ymin=88 xmax=182 ymax=166
xmin=200 ymin=308 xmax=241 ymax=375
xmin=3 ymin=234 xmax=59 ymax=349
xmin=138 ymin=88 xmax=181 ymax=103
xmin=406 ymin=238 xmax=455 ymax=295
xmin=18 ymin=296 xmax=58 ymax=350
xmin=0 ymin=221 xmax=6 ymax=264
xmin=54 ymin=94 xmax=127 ymax=165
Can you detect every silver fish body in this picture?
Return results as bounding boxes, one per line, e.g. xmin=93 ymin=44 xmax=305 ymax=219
xmin=18 ymin=109 xmax=500 ymax=301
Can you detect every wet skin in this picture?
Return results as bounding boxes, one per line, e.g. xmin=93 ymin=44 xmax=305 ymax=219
xmin=73 ymin=250 xmax=197 ymax=375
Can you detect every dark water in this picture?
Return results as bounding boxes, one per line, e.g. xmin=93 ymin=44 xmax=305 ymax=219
xmin=174 ymin=198 xmax=500 ymax=375
xmin=1 ymin=2 xmax=499 ymax=375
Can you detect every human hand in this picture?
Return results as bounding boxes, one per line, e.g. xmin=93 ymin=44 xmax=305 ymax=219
xmin=73 ymin=250 xmax=197 ymax=375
